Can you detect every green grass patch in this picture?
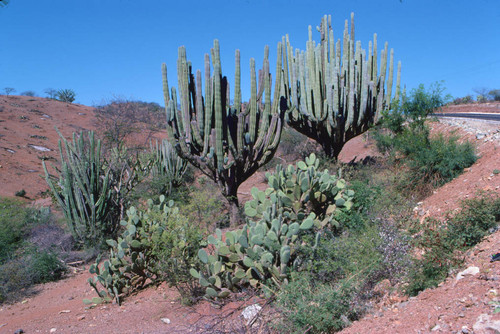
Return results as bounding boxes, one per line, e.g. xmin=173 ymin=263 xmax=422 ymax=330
xmin=0 ymin=198 xmax=68 ymax=303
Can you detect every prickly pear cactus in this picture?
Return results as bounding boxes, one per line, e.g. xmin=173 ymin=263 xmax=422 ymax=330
xmin=191 ymin=154 xmax=354 ymax=298
xmin=85 ymin=195 xmax=176 ymax=305
xmin=245 ymin=152 xmax=354 ymax=229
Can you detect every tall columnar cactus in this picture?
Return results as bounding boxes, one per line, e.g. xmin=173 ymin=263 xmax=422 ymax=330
xmin=284 ymin=13 xmax=402 ymax=157
xmin=150 ymin=139 xmax=188 ymax=195
xmin=162 ymin=40 xmax=288 ymax=225
xmin=43 ymin=130 xmax=119 ymax=247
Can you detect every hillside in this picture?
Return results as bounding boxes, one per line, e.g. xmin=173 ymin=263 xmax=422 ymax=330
xmin=0 ymin=98 xmax=499 ymax=333
xmin=0 ymin=95 xmax=97 ymax=199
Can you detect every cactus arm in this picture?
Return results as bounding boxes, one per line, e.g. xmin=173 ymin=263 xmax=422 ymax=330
xmin=163 ymin=39 xmax=286 ymax=225
xmin=385 ymin=48 xmax=395 ymax=107
xmin=284 ymin=13 xmax=401 ymax=157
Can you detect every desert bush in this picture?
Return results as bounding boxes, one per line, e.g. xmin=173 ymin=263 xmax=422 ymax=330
xmin=399 ymin=132 xmax=476 ymax=191
xmin=0 ymin=199 xmax=67 ymax=303
xmin=403 ymin=82 xmax=450 ymax=130
xmin=278 ymin=126 xmax=318 ymax=162
xmin=14 ymin=189 xmax=26 ymax=197
xmin=405 ymin=217 xmax=458 ymax=296
xmin=274 ymin=219 xmax=411 ymax=333
xmin=29 ymin=250 xmax=67 ymax=284
xmin=152 ymin=207 xmax=206 ymax=304
xmin=451 ymin=95 xmax=474 ymax=105
xmin=179 ymin=181 xmax=229 ymax=231
xmin=275 ymin=273 xmax=361 ymax=333
xmin=477 ymin=94 xmax=488 ymax=103
xmin=489 ymin=89 xmax=500 ymax=102
xmin=406 ymin=193 xmax=500 ymax=296
xmin=446 ymin=193 xmax=500 ymax=248
xmin=87 ymin=196 xmax=204 ymax=305
xmin=55 ymin=89 xmax=76 ymax=103
xmin=0 ymin=250 xmax=67 ymax=304
xmin=94 ymin=99 xmax=164 ymax=152
xmin=0 ymin=257 xmax=33 ymax=303
xmin=374 ymin=83 xmax=476 ymax=196
xmin=20 ymin=90 xmax=36 ymax=97
xmin=474 ymin=88 xmax=500 ymax=102
xmin=0 ymin=198 xmax=30 ymax=264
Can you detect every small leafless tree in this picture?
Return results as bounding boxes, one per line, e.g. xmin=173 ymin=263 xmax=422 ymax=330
xmin=473 ymin=87 xmax=491 ymax=103
xmin=44 ymin=88 xmax=57 ymax=99
xmin=3 ymin=87 xmax=15 ymax=96
xmin=94 ymin=98 xmax=164 ymax=152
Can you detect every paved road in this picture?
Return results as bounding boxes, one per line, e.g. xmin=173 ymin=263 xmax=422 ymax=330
xmin=433 ymin=113 xmax=500 ymax=122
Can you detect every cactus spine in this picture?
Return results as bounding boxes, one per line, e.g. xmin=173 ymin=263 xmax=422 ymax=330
xmin=163 ymin=40 xmax=287 ymax=225
xmin=284 ymin=13 xmax=402 ymax=158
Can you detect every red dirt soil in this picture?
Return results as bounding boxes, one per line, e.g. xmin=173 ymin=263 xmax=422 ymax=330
xmin=0 ymin=97 xmax=499 ymax=333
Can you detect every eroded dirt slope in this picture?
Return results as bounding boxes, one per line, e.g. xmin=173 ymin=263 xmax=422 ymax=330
xmin=0 ymin=95 xmax=97 ymax=199
xmin=0 ymin=100 xmax=499 ymax=333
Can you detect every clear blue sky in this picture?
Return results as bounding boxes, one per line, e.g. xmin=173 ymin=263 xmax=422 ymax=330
xmin=1 ymin=0 xmax=499 ymax=106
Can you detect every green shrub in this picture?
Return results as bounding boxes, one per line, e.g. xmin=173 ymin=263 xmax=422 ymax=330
xmin=401 ymin=133 xmax=477 ymax=190
xmin=451 ymin=95 xmax=474 ymax=105
xmin=333 ymin=179 xmax=379 ymax=231
xmin=275 ymin=273 xmax=362 ymax=333
xmin=14 ymin=189 xmax=26 ymax=197
xmin=446 ymin=193 xmax=500 ymax=248
xmin=56 ymin=89 xmax=76 ymax=103
xmin=0 ymin=257 xmax=33 ymax=303
xmin=297 ymin=226 xmax=382 ymax=283
xmin=87 ymin=196 xmax=203 ymax=305
xmin=152 ymin=211 xmax=206 ymax=304
xmin=0 ymin=199 xmax=67 ymax=303
xmin=179 ymin=183 xmax=229 ymax=230
xmin=0 ymin=250 xmax=67 ymax=303
xmin=374 ymin=82 xmax=476 ymax=197
xmin=405 ymin=218 xmax=455 ymax=296
xmin=406 ymin=193 xmax=500 ymax=296
xmin=29 ymin=250 xmax=67 ymax=284
xmin=402 ymin=82 xmax=450 ymax=131
xmin=0 ymin=198 xmax=29 ymax=264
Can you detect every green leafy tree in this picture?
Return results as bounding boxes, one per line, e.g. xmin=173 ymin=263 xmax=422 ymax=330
xmin=399 ymin=81 xmax=450 ymax=132
xmin=489 ymin=89 xmax=500 ymax=101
